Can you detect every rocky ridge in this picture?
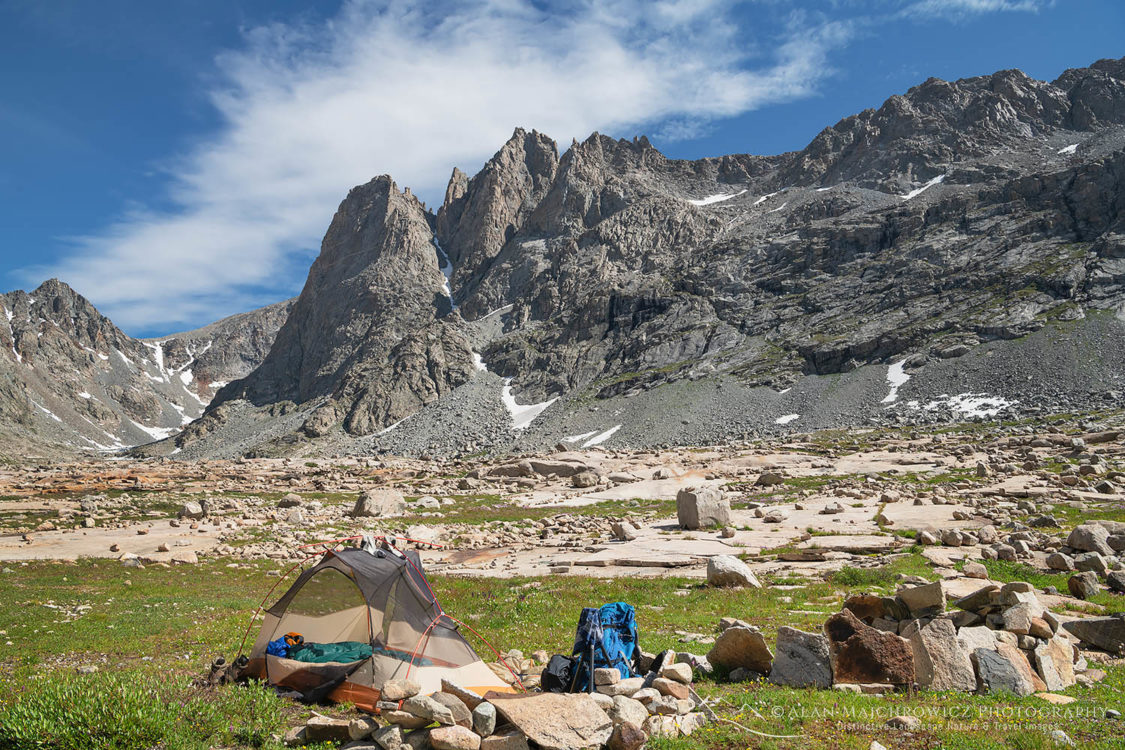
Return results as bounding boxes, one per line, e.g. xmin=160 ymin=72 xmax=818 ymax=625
xmin=0 ymin=280 xmax=291 ymax=457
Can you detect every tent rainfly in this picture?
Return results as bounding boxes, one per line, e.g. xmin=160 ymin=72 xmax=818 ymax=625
xmin=244 ymin=538 xmax=515 ymax=710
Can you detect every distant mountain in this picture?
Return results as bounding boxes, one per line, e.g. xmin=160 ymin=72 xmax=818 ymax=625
xmin=145 ymin=57 xmax=1125 ymax=457
xmin=0 ymin=279 xmax=292 ymax=458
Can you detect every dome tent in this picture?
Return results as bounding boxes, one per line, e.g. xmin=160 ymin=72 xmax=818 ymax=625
xmin=244 ymin=536 xmax=515 ymax=710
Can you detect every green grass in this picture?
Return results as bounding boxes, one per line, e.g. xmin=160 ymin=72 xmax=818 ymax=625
xmin=962 ymin=559 xmax=1123 ymax=612
xmin=2 ymin=553 xmax=1124 ymax=749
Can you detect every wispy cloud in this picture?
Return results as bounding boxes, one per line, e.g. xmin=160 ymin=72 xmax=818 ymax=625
xmin=20 ymin=0 xmax=855 ymax=334
xmin=900 ymin=0 xmax=1047 ymax=19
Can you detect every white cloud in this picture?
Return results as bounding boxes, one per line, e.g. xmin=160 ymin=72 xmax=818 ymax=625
xmin=22 ymin=0 xmax=854 ymax=333
xmin=901 ymin=0 xmax=1046 ymax=19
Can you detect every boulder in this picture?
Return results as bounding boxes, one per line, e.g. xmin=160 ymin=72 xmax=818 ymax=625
xmin=824 ymin=609 xmax=915 ymax=685
xmin=607 ymin=695 xmax=648 ymax=728
xmin=429 ymin=725 xmax=481 ymax=750
xmin=956 ymin=625 xmax=997 ymax=656
xmin=278 ymin=493 xmax=303 ymax=508
xmin=707 ymin=625 xmax=773 ymax=675
xmin=1046 ymin=553 xmax=1075 ymax=571
xmin=1067 ymin=571 xmax=1100 ymax=600
xmin=675 ymin=487 xmax=730 ymax=529
xmin=1033 ymin=636 xmax=1077 ymax=691
xmin=897 ymin=580 xmax=946 ymax=617
xmin=382 ymin=679 xmax=421 ymax=701
xmin=660 ymin=663 xmax=693 ymax=684
xmin=607 ymin=722 xmax=647 ymax=750
xmin=971 ymin=645 xmax=1040 ymax=696
xmin=1067 ymin=524 xmax=1114 ymax=556
xmin=571 ymin=471 xmax=600 ymax=489
xmin=431 ymin=692 xmax=472 ymax=728
xmin=487 ymin=693 xmax=612 ymax=750
xmin=769 ymin=626 xmax=832 ymax=688
xmin=178 ymin=501 xmax=204 ymax=520
xmin=706 ymin=555 xmax=761 ymax=588
xmin=371 ymin=725 xmax=403 ymax=750
xmin=1107 ymin=570 xmax=1125 ymax=593
xmin=902 ymin=617 xmax=976 ymax=692
xmin=954 ymin=584 xmax=999 ymax=614
xmin=352 ymin=488 xmax=407 ymax=518
xmin=1062 ymin=615 xmax=1125 ymax=655
xmin=479 ymin=730 xmax=529 ymax=750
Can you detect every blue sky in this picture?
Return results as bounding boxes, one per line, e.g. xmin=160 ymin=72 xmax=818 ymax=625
xmin=0 ymin=0 xmax=1121 ymax=337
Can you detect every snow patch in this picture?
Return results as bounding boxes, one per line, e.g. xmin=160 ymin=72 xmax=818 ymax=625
xmin=881 ymin=360 xmax=911 ymax=404
xmin=921 ymin=393 xmax=1014 ymax=418
xmin=377 ymin=416 xmax=409 ymax=436
xmin=776 ymin=387 xmax=792 ymax=395
xmin=902 ymin=174 xmax=945 ymax=200
xmin=501 ymin=381 xmax=557 ymax=430
xmin=563 ymin=430 xmax=598 ymax=443
xmin=31 ymin=401 xmax=62 ymax=422
xmin=1057 ymin=143 xmax=1078 ymax=155
xmin=128 ymin=419 xmax=177 ymax=441
xmin=767 ymin=202 xmax=788 ymax=213
xmin=471 ymin=352 xmax=487 ymax=372
xmin=753 ymin=190 xmax=781 ymax=206
xmin=433 ymin=236 xmax=457 ymax=312
xmin=582 ymin=425 xmax=621 ymax=447
xmin=179 ymin=370 xmax=193 ymax=385
xmin=775 ymin=413 xmax=800 ymax=425
xmin=78 ymin=391 xmax=92 ymax=399
xmin=688 ymin=189 xmax=746 ymax=206
xmin=481 ymin=304 xmax=514 ymax=320
xmin=209 ymin=381 xmax=229 ymax=390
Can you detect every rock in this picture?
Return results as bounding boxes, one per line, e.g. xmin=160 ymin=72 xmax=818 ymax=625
xmin=769 ymin=626 xmax=832 ymax=689
xmin=1047 ymin=553 xmax=1075 ymax=571
xmin=178 ymin=501 xmax=204 ymax=519
xmin=305 ymin=715 xmax=353 ymax=743
xmin=971 ymin=647 xmax=1035 ymax=696
xmin=382 ymin=679 xmax=421 ymax=701
xmin=441 ymin=680 xmax=485 ymax=710
xmin=762 ymin=508 xmax=788 ymax=523
xmin=571 ymin=471 xmax=599 ymax=488
xmin=755 ymin=472 xmax=784 ymax=486
xmin=371 ymin=725 xmax=404 ymax=750
xmin=610 ymin=522 xmax=637 ymax=542
xmin=479 ymin=730 xmax=529 ymax=750
xmin=402 ymin=695 xmax=455 ymax=725
xmin=1033 ymin=636 xmax=1077 ymax=691
xmin=963 ymin=561 xmax=988 ymax=579
xmin=821 ymin=502 xmax=845 ymax=515
xmin=352 ymin=488 xmax=407 ymax=518
xmin=349 ymin=717 xmax=381 ymax=740
xmin=660 ymin=662 xmax=693 ymax=684
xmin=1067 ymin=524 xmax=1114 ymax=556
xmin=607 ymin=695 xmax=648 ymax=728
xmin=843 ymin=594 xmax=884 ymax=623
xmin=595 ymin=676 xmax=644 ymax=696
xmin=824 ymin=609 xmax=915 ymax=685
xmin=430 ymin=725 xmax=481 ymax=750
xmin=488 ymin=693 xmax=613 ymax=750
xmin=897 ymin=580 xmax=946 ymax=617
xmin=1062 ymin=616 xmax=1125 ymax=655
xmin=607 ymin=722 xmax=647 ymax=750
xmin=1075 ymin=551 xmax=1108 ymax=575
xmin=706 ymin=625 xmax=773 ymax=674
xmin=383 ymin=711 xmax=431 ymax=730
xmin=431 ymin=692 xmax=473 ymax=728
xmin=676 ymin=487 xmax=730 ymax=529
xmin=886 ymin=715 xmax=922 ymax=730
xmin=1001 ymin=602 xmax=1037 ymax=635
xmin=278 ymin=493 xmax=303 ymax=508
xmin=1108 ymin=570 xmax=1125 ymax=593
xmin=706 ymin=555 xmax=761 ymax=588
xmin=1067 ymin=571 xmax=1100 ymax=599
xmin=954 ymin=584 xmax=999 ymax=613
xmin=594 ymin=667 xmax=620 ymax=685
xmin=902 ymin=617 xmax=976 ymax=692
xmin=652 ymin=677 xmax=690 ymax=700
xmin=956 ymin=625 xmax=998 ymax=656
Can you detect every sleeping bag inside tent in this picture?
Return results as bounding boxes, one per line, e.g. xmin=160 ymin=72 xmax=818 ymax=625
xmin=244 ymin=540 xmax=515 ymax=710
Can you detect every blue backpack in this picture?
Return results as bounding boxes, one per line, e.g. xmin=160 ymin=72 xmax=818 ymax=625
xmin=569 ymin=602 xmax=640 ymax=691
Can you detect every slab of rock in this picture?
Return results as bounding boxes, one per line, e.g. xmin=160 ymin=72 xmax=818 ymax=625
xmin=842 ymin=594 xmax=884 ymax=623
xmin=1067 ymin=571 xmax=1100 ymax=600
xmin=954 ymin=584 xmax=999 ymax=614
xmin=971 ymin=646 xmax=1035 ymax=696
xmin=479 ymin=730 xmax=529 ymax=750
xmin=897 ymin=580 xmax=946 ymax=617
xmin=706 ymin=555 xmax=761 ymax=588
xmin=441 ymin=680 xmax=485 ymax=711
xmin=676 ymin=487 xmax=729 ymax=529
xmin=382 ymin=679 xmax=421 ymax=701
xmin=431 ymin=692 xmax=472 ymax=728
xmin=1067 ymin=524 xmax=1114 ymax=556
xmin=1062 ymin=616 xmax=1125 ymax=655
xmin=706 ymin=625 xmax=773 ymax=675
xmin=487 ymin=693 xmax=612 ymax=750
xmin=824 ymin=609 xmax=914 ymax=685
xmin=902 ymin=617 xmax=975 ymax=692
xmin=607 ymin=695 xmax=649 ymax=728
xmin=769 ymin=626 xmax=832 ymax=688
xmin=607 ymin=722 xmax=647 ymax=750
xmin=430 ymin=725 xmax=481 ymax=750
xmin=352 ymin=488 xmax=407 ymax=518
xmin=1033 ymin=636 xmax=1077 ymax=691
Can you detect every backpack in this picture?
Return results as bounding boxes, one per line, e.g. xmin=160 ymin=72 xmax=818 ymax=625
xmin=568 ymin=602 xmax=641 ymax=692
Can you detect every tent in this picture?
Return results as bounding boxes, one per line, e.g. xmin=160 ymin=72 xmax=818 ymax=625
xmin=243 ymin=537 xmax=516 ymax=710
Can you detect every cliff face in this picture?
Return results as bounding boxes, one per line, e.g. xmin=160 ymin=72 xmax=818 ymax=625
xmin=209 ymin=176 xmax=475 ymax=438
